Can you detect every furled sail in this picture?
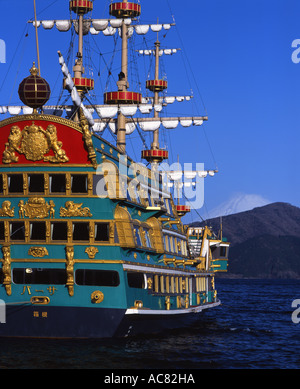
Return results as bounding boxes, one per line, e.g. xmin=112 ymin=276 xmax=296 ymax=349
xmin=30 ymin=20 xmax=174 ymax=36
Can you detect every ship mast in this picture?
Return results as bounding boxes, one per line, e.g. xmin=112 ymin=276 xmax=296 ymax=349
xmin=69 ymin=0 xmax=94 ymax=120
xmin=104 ymin=0 xmax=142 ymax=154
xmin=141 ymin=31 xmax=168 ymax=167
xmin=33 ymin=0 xmax=41 ymax=76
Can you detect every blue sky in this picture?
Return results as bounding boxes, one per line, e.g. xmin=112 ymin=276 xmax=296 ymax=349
xmin=0 ymin=0 xmax=299 ymax=223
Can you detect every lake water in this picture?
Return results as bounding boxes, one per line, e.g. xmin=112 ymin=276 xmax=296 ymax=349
xmin=0 ymin=279 xmax=299 ymax=370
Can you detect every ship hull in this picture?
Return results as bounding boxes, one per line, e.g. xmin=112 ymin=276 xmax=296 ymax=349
xmin=0 ymin=301 xmax=220 ymax=339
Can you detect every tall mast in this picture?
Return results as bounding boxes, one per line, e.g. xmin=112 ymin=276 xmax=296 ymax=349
xmin=33 ymin=0 xmax=41 ymax=76
xmin=104 ymin=1 xmax=142 ymax=154
xmin=69 ymin=0 xmax=94 ymax=119
xmin=141 ymin=32 xmax=168 ymax=166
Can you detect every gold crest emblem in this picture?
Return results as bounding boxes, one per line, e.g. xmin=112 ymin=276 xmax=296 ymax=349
xmin=18 ymin=197 xmax=55 ymax=219
xmin=2 ymin=122 xmax=69 ymax=163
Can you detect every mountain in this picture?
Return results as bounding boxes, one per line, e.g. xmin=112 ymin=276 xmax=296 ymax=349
xmin=204 ymin=193 xmax=271 ymax=219
xmin=191 ymin=202 xmax=300 ymax=279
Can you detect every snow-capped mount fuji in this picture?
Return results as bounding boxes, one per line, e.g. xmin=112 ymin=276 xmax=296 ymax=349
xmin=205 ymin=193 xmax=271 ymax=219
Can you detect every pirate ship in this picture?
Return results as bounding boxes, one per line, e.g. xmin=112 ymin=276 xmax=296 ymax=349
xmin=0 ymin=0 xmax=229 ymax=338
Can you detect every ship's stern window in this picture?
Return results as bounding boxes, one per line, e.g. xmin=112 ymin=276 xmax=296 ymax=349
xmin=95 ymin=222 xmax=110 ymax=242
xmin=73 ymin=222 xmax=89 ymax=241
xmin=51 ymin=222 xmax=68 ymax=241
xmin=10 ymin=222 xmax=25 ymax=241
xmin=71 ymin=174 xmax=88 ymax=193
xmin=0 ymin=222 xmax=4 ymax=241
xmin=0 ymin=175 xmax=3 ymax=193
xmin=28 ymin=174 xmax=44 ymax=193
xmin=49 ymin=174 xmax=66 ymax=193
xmin=30 ymin=222 xmax=46 ymax=240
xmin=8 ymin=174 xmax=23 ymax=193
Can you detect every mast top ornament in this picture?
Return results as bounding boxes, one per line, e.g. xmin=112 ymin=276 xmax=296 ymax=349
xmin=18 ymin=62 xmax=51 ymax=109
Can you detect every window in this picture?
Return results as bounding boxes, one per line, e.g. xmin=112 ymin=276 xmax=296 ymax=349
xmin=51 ymin=222 xmax=68 ymax=241
xmin=127 ymin=272 xmax=145 ymax=289
xmin=0 ymin=222 xmax=4 ymax=241
xmin=0 ymin=268 xmax=4 ymax=284
xmin=73 ymin=222 xmax=89 ymax=241
xmin=30 ymin=222 xmax=46 ymax=241
xmin=28 ymin=174 xmax=44 ymax=193
xmin=133 ymin=225 xmax=142 ymax=246
xmin=93 ymin=174 xmax=105 ymax=196
xmin=50 ymin=174 xmax=66 ymax=193
xmin=13 ymin=268 xmax=67 ymax=284
xmin=220 ymin=246 xmax=228 ymax=258
xmin=95 ymin=222 xmax=109 ymax=242
xmin=10 ymin=222 xmax=25 ymax=241
xmin=71 ymin=174 xmax=87 ymax=193
xmin=75 ymin=269 xmax=119 ymax=287
xmin=0 ymin=175 xmax=3 ymax=194
xmin=143 ymin=228 xmax=152 ymax=248
xmin=8 ymin=174 xmax=23 ymax=193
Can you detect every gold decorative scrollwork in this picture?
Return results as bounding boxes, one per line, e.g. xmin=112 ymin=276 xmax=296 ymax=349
xmin=28 ymin=247 xmax=49 ymax=258
xmin=0 ymin=201 xmax=15 ymax=217
xmin=18 ymin=198 xmax=54 ymax=219
xmin=60 ymin=201 xmax=92 ymax=217
xmin=2 ymin=122 xmax=69 ymax=164
xmin=1 ymin=245 xmax=11 ymax=296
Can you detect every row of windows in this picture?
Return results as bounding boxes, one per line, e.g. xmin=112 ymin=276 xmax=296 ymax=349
xmin=0 ymin=220 xmax=159 ymax=250
xmin=163 ymin=234 xmax=188 ymax=256
xmin=127 ymin=271 xmax=211 ymax=294
xmin=0 ymin=221 xmax=110 ymax=243
xmin=0 ymin=268 xmax=211 ymax=295
xmin=0 ymin=268 xmax=120 ymax=287
xmin=0 ymin=172 xmax=175 ymax=216
xmin=0 ymin=173 xmax=92 ymax=195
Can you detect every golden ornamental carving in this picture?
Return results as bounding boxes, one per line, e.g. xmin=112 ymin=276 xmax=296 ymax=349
xmin=79 ymin=109 xmax=97 ymax=169
xmin=0 ymin=201 xmax=15 ymax=217
xmin=18 ymin=198 xmax=55 ymax=219
xmin=1 ymin=246 xmax=12 ymax=296
xmin=2 ymin=122 xmax=69 ymax=164
xmin=147 ymin=277 xmax=153 ymax=290
xmin=91 ymin=290 xmax=104 ymax=304
xmin=65 ymin=246 xmax=75 ymax=297
xmin=28 ymin=247 xmax=49 ymax=258
xmin=85 ymin=246 xmax=99 ymax=259
xmin=60 ymin=201 xmax=92 ymax=217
